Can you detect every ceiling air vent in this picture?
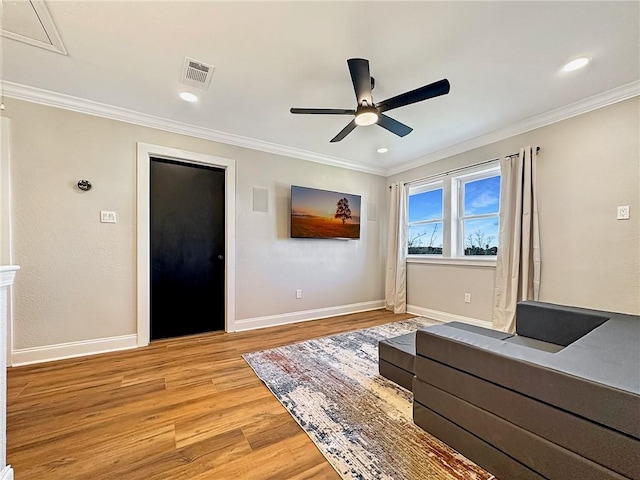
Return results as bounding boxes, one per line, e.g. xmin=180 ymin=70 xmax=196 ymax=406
xmin=181 ymin=57 xmax=215 ymax=89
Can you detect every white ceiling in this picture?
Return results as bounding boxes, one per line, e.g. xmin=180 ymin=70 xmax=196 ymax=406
xmin=2 ymin=1 xmax=639 ymax=175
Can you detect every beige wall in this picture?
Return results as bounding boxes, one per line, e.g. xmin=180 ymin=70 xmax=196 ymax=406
xmin=6 ymin=95 xmax=638 ymax=352
xmin=5 ymin=99 xmax=386 ymax=350
xmin=389 ymin=97 xmax=640 ymax=320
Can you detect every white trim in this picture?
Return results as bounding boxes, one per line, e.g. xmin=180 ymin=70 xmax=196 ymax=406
xmin=234 ymin=300 xmax=385 ymax=332
xmin=407 ymin=305 xmax=492 ymax=329
xmin=1 ymin=119 xmax=15 ymax=367
xmin=0 ymin=120 xmax=12 ymax=266
xmin=2 ymin=82 xmax=385 ymax=176
xmin=0 ymin=268 xmax=18 ymax=289
xmin=136 ymin=143 xmax=236 ymax=345
xmin=11 ymin=334 xmax=138 ymax=366
xmin=387 ymin=80 xmax=640 ymax=176
xmin=0 ymin=465 xmax=13 ymax=480
xmin=1 ymin=1 xmax=67 ymax=55
xmin=407 ymin=256 xmax=496 ymax=267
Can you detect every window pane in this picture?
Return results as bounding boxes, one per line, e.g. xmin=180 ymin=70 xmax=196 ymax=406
xmin=463 ymin=217 xmax=499 ymax=255
xmin=408 ymin=223 xmax=443 ymax=255
xmin=409 ymin=188 xmax=443 ymax=222
xmin=464 ymin=176 xmax=501 ymax=216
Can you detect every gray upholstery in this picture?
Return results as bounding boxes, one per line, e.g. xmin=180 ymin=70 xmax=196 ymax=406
xmin=415 ymin=356 xmax=640 ymax=479
xmin=504 ymin=334 xmax=564 ymax=353
xmin=414 ymin=379 xmax=628 ymax=480
xmin=379 ymin=332 xmax=415 ymax=372
xmin=439 ymin=321 xmax=513 ymax=340
xmin=411 ymin=301 xmax=640 ymax=480
xmin=378 ymin=332 xmax=415 ymax=390
xmin=378 ymin=359 xmax=413 ymax=391
xmin=516 ymin=300 xmax=610 ymax=346
xmin=413 ymin=402 xmax=546 ymax=480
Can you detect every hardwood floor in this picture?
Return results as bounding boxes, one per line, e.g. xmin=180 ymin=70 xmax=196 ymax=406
xmin=7 ymin=309 xmax=414 ymax=479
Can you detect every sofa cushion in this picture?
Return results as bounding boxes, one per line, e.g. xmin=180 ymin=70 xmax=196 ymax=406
xmin=415 ymin=321 xmax=640 ymax=439
xmin=504 ymin=335 xmax=564 ymax=353
xmin=379 ymin=332 xmax=415 ymax=373
xmin=414 ymin=356 xmax=640 ymax=479
xmin=414 ymin=379 xmax=629 ymax=480
xmin=442 ymin=321 xmax=513 ymax=340
xmin=516 ymin=301 xmax=610 ymax=346
xmin=413 ymin=402 xmax=546 ymax=480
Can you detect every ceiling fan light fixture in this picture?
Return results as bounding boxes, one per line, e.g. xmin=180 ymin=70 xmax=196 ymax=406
xmin=289 ymin=58 xmax=450 ymax=142
xmin=355 ymin=109 xmax=378 ymax=126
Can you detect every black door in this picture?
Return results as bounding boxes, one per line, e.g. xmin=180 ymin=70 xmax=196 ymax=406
xmin=150 ymin=157 xmax=225 ymax=340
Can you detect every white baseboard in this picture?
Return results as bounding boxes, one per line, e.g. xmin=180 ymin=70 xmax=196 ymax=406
xmin=11 ymin=334 xmax=138 ymax=366
xmin=407 ymin=305 xmax=492 ymax=329
xmin=234 ymin=300 xmax=385 ymax=332
xmin=0 ymin=465 xmax=14 ymax=480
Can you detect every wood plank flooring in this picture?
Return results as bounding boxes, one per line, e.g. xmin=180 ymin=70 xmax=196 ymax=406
xmin=7 ymin=309 xmax=414 ymax=480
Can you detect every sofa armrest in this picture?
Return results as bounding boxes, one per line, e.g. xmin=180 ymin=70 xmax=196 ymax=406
xmin=516 ymin=301 xmax=610 ymax=346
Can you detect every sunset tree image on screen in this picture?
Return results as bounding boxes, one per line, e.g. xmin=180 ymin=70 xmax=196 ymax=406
xmin=335 ymin=198 xmax=352 ymax=225
xmin=290 ymin=185 xmax=361 ymax=239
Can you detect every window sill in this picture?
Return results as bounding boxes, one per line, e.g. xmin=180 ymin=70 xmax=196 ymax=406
xmin=407 ymin=256 xmax=497 ymax=268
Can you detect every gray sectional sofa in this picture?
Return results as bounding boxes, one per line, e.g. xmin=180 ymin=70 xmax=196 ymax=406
xmin=379 ymin=301 xmax=640 ymax=480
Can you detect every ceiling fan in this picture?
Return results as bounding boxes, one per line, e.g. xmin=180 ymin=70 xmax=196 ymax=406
xmin=290 ymin=58 xmax=450 ymax=143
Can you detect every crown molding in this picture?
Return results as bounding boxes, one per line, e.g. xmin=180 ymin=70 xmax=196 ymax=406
xmin=386 ymin=80 xmax=640 ymax=176
xmin=4 ymin=80 xmax=637 ymax=179
xmin=2 ymin=81 xmax=386 ymax=176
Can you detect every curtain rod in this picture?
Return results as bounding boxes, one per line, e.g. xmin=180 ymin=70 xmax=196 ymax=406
xmin=390 ymin=146 xmax=540 ymax=189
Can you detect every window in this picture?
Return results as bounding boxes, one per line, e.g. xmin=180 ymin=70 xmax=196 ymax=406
xmin=458 ymin=173 xmax=501 ymax=256
xmin=407 ymin=164 xmax=501 ymax=259
xmin=407 ymin=182 xmax=443 ymax=254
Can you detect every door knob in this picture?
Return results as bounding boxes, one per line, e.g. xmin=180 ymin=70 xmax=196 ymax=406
xmin=217 ymin=254 xmax=224 ymax=260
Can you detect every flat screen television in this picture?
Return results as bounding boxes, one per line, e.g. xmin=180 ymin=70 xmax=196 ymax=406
xmin=290 ymin=185 xmax=361 ymax=239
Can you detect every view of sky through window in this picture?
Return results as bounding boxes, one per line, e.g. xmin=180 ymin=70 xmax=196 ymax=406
xmin=408 ymin=187 xmax=444 ymax=253
xmin=464 ymin=176 xmax=501 ymax=216
xmin=463 ymin=175 xmax=501 ymax=253
xmin=408 ymin=188 xmax=442 ymax=222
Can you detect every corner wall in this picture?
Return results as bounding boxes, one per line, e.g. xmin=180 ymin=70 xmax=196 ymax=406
xmin=388 ymin=97 xmax=640 ymax=321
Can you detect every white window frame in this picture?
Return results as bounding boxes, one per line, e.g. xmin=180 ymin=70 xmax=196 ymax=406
xmin=406 ymin=161 xmax=500 ymax=266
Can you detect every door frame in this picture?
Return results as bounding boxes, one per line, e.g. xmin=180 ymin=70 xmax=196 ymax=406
xmin=136 ymin=142 xmax=236 ymax=345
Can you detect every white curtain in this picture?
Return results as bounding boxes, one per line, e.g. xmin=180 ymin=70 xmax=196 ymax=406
xmin=493 ymin=146 xmax=541 ymax=332
xmin=385 ymin=182 xmax=408 ymax=313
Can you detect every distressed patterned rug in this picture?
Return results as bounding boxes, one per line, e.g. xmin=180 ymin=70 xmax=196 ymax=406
xmin=243 ymin=318 xmax=495 ymax=480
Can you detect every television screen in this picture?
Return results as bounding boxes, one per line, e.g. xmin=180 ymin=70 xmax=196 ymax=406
xmin=290 ymin=185 xmax=361 ymax=239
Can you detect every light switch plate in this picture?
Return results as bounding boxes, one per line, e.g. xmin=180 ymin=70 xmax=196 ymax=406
xmin=100 ymin=211 xmax=117 ymax=223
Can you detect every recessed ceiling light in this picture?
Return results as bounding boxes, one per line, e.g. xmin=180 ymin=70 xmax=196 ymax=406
xmin=377 ymin=147 xmax=389 ymax=154
xmin=179 ymin=91 xmax=198 ymax=103
xmin=562 ymin=57 xmax=590 ymax=72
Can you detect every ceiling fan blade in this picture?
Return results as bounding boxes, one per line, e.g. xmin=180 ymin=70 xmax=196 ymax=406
xmin=347 ymin=58 xmax=373 ymax=105
xmin=377 ymin=79 xmax=450 ymax=113
xmin=377 ymin=114 xmax=413 ymax=137
xmin=330 ymin=119 xmax=357 ymax=143
xmin=290 ymin=108 xmax=355 ymax=115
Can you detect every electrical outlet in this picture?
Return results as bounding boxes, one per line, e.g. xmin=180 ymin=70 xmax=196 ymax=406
xmin=100 ymin=211 xmax=117 ymax=223
xmin=617 ymin=205 xmax=630 ymax=220
xmin=464 ymin=293 xmax=471 ymax=303
xmin=296 ymin=289 xmax=302 ymax=299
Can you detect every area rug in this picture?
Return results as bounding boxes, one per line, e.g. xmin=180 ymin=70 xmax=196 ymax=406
xmin=243 ymin=318 xmax=495 ymax=480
